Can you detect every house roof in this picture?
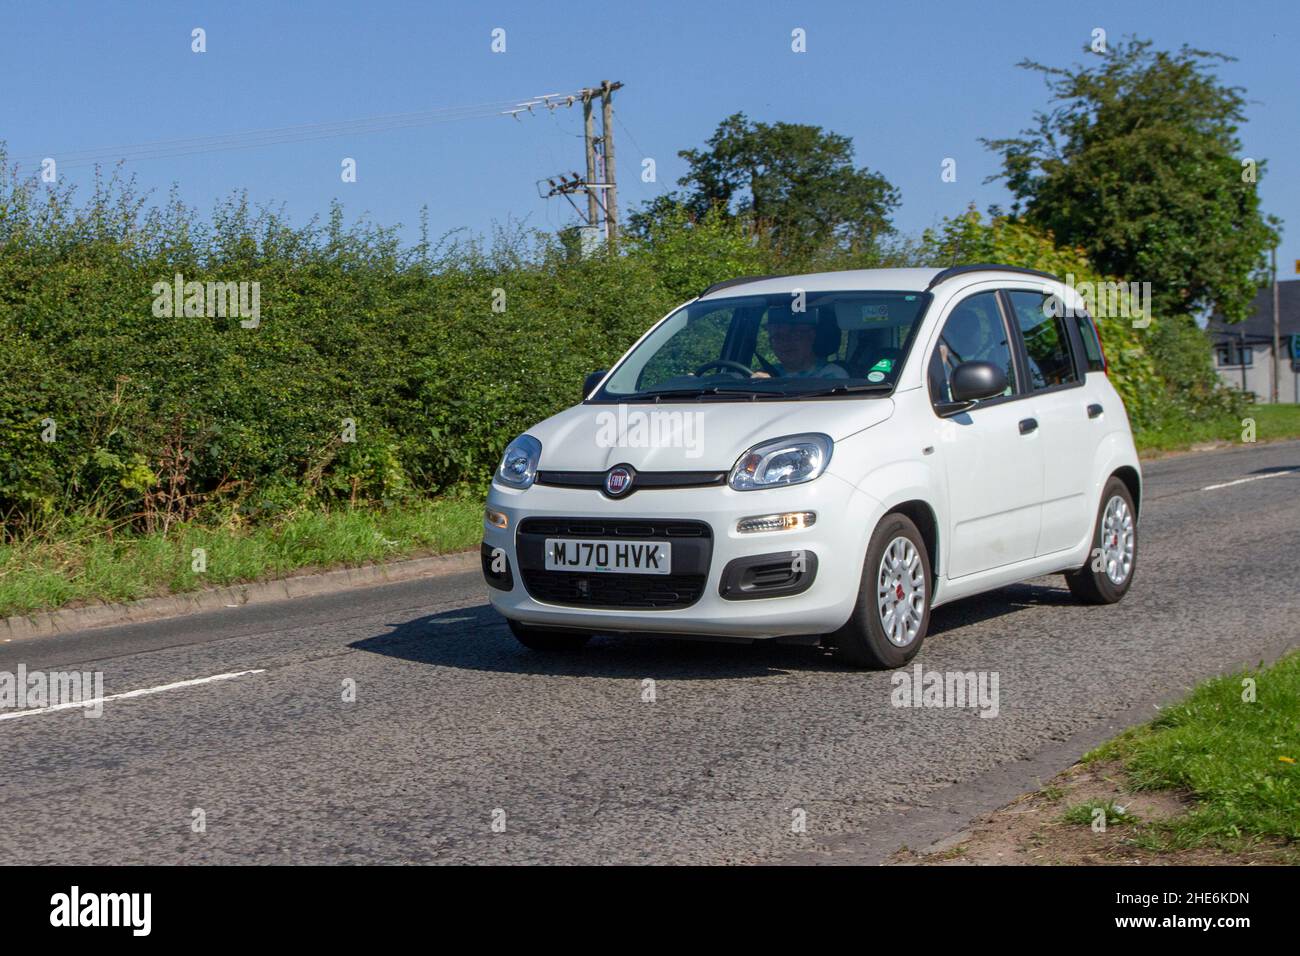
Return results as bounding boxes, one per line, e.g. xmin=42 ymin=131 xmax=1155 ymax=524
xmin=1206 ymin=279 xmax=1300 ymax=343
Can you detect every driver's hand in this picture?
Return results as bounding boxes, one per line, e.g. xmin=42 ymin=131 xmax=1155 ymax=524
xmin=751 ymin=371 xmax=771 ymax=379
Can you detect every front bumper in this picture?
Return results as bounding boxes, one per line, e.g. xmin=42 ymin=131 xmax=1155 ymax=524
xmin=482 ymin=474 xmax=878 ymax=638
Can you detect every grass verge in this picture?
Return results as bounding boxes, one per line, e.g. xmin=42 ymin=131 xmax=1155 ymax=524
xmin=0 ymin=498 xmax=483 ymax=619
xmin=1084 ymin=652 xmax=1299 ymax=851
xmin=1133 ymin=403 xmax=1300 ymax=455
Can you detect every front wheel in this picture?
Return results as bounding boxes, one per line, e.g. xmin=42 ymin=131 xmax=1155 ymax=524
xmin=1065 ymin=476 xmax=1138 ymax=604
xmin=828 ymin=513 xmax=932 ymax=669
xmin=507 ymin=619 xmax=592 ymax=652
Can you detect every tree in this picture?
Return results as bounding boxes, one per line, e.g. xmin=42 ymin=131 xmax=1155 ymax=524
xmin=630 ymin=113 xmax=899 ymax=260
xmin=984 ymin=39 xmax=1278 ymax=321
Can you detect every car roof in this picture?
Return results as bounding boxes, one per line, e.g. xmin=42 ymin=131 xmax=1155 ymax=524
xmin=697 ymin=269 xmax=940 ymax=300
xmin=696 ymin=264 xmax=1061 ymax=301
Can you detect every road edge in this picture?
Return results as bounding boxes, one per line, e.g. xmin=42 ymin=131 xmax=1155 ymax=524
xmin=0 ymin=550 xmax=479 ymax=642
xmin=1137 ymin=434 xmax=1298 ymax=461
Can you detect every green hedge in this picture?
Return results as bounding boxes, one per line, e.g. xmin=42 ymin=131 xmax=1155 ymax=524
xmin=0 ymin=175 xmax=770 ymax=528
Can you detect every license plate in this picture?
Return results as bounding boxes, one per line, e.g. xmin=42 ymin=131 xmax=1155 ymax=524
xmin=544 ymin=538 xmax=671 ymax=575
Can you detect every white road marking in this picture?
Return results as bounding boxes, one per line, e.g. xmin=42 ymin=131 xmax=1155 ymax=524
xmin=0 ymin=669 xmax=266 ymax=722
xmin=1202 ymin=467 xmax=1299 ymax=492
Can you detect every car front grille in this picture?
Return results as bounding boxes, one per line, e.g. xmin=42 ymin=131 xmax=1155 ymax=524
xmin=518 ymin=570 xmax=708 ymax=610
xmin=516 ymin=517 xmax=712 ymax=610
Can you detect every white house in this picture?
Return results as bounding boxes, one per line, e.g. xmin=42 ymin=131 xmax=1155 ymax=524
xmin=1205 ymin=279 xmax=1300 ymax=404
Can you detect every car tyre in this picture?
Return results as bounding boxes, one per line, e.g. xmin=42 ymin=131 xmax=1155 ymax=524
xmin=507 ymin=619 xmax=592 ymax=652
xmin=1065 ymin=476 xmax=1138 ymax=605
xmin=829 ymin=512 xmax=932 ymax=669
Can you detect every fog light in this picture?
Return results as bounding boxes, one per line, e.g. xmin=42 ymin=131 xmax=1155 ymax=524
xmin=736 ymin=511 xmax=816 ymax=534
xmin=485 ymin=508 xmax=509 ymax=529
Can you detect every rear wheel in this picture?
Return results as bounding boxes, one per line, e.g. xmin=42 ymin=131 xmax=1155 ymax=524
xmin=1065 ymin=476 xmax=1138 ymax=604
xmin=828 ymin=513 xmax=931 ymax=669
xmin=507 ymin=619 xmax=592 ymax=652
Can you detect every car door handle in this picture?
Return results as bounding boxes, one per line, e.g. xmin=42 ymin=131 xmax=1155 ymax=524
xmin=1087 ymin=403 xmax=1103 ymax=419
xmin=1019 ymin=417 xmax=1038 ymax=435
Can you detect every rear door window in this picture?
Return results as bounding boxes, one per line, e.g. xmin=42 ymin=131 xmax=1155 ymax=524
xmin=1006 ymin=291 xmax=1080 ymax=390
xmin=1073 ymin=311 xmax=1106 ymax=373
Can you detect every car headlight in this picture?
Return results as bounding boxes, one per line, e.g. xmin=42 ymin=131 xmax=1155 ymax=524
xmin=728 ymin=433 xmax=832 ymax=491
xmin=496 ymin=434 xmax=542 ymax=489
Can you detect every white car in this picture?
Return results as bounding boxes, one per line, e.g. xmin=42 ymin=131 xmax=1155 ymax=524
xmin=482 ymin=265 xmax=1141 ymax=668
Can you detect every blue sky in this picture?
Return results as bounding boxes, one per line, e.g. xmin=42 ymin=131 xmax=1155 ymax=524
xmin=3 ymin=0 xmax=1297 ymax=273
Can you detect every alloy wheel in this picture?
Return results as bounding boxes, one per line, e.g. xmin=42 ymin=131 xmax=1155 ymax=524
xmin=877 ymin=536 xmax=926 ymax=647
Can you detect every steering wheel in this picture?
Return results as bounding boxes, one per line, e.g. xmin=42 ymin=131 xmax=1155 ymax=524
xmin=693 ymin=359 xmax=758 ymax=378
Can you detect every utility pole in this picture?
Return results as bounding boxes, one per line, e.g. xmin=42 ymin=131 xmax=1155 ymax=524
xmin=1240 ymin=327 xmax=1248 ymax=393
xmin=1272 ymin=243 xmax=1281 ymax=404
xmin=600 ymin=80 xmax=619 ymax=246
xmin=583 ymin=92 xmax=599 ymax=230
xmin=535 ymin=81 xmax=623 ymax=252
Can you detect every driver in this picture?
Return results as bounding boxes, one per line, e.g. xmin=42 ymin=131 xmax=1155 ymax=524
xmin=936 ymin=306 xmax=1001 ymax=394
xmin=754 ymin=309 xmax=847 ymax=379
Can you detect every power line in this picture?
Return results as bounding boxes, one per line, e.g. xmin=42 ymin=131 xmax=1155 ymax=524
xmin=12 ymin=91 xmax=587 ymax=173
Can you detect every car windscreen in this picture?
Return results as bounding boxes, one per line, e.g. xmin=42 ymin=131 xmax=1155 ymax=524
xmin=593 ymin=290 xmax=932 ymax=401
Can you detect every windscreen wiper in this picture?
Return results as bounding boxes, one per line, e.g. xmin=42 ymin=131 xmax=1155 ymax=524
xmin=625 ymin=385 xmax=790 ymax=401
xmin=795 ymin=383 xmax=895 ymax=398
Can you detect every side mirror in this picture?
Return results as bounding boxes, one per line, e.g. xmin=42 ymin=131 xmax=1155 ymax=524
xmin=936 ymin=361 xmax=1008 ymax=416
xmin=950 ymin=361 xmax=1008 ymax=402
xmin=583 ymin=369 xmax=608 ymax=402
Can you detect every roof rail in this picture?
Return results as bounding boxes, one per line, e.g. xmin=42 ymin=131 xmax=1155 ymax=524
xmin=699 ymin=274 xmax=788 ymax=298
xmin=925 ymin=263 xmax=1061 ymax=290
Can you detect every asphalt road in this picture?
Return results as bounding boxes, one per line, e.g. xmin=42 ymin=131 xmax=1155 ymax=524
xmin=1 ymin=441 xmax=1297 ymax=865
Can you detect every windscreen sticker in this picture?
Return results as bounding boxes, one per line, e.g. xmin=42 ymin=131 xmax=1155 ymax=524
xmin=870 ymin=358 xmax=894 ymax=372
xmin=867 ymin=371 xmax=886 ymax=382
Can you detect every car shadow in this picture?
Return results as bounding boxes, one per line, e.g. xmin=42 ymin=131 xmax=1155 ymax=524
xmin=349 ymin=580 xmax=1072 ymax=678
xmin=349 ymin=604 xmax=838 ymax=679
xmin=927 ymin=580 xmax=1075 ymax=638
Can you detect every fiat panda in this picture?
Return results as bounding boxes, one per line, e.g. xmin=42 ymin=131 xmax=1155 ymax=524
xmin=482 ymin=265 xmax=1141 ymax=668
